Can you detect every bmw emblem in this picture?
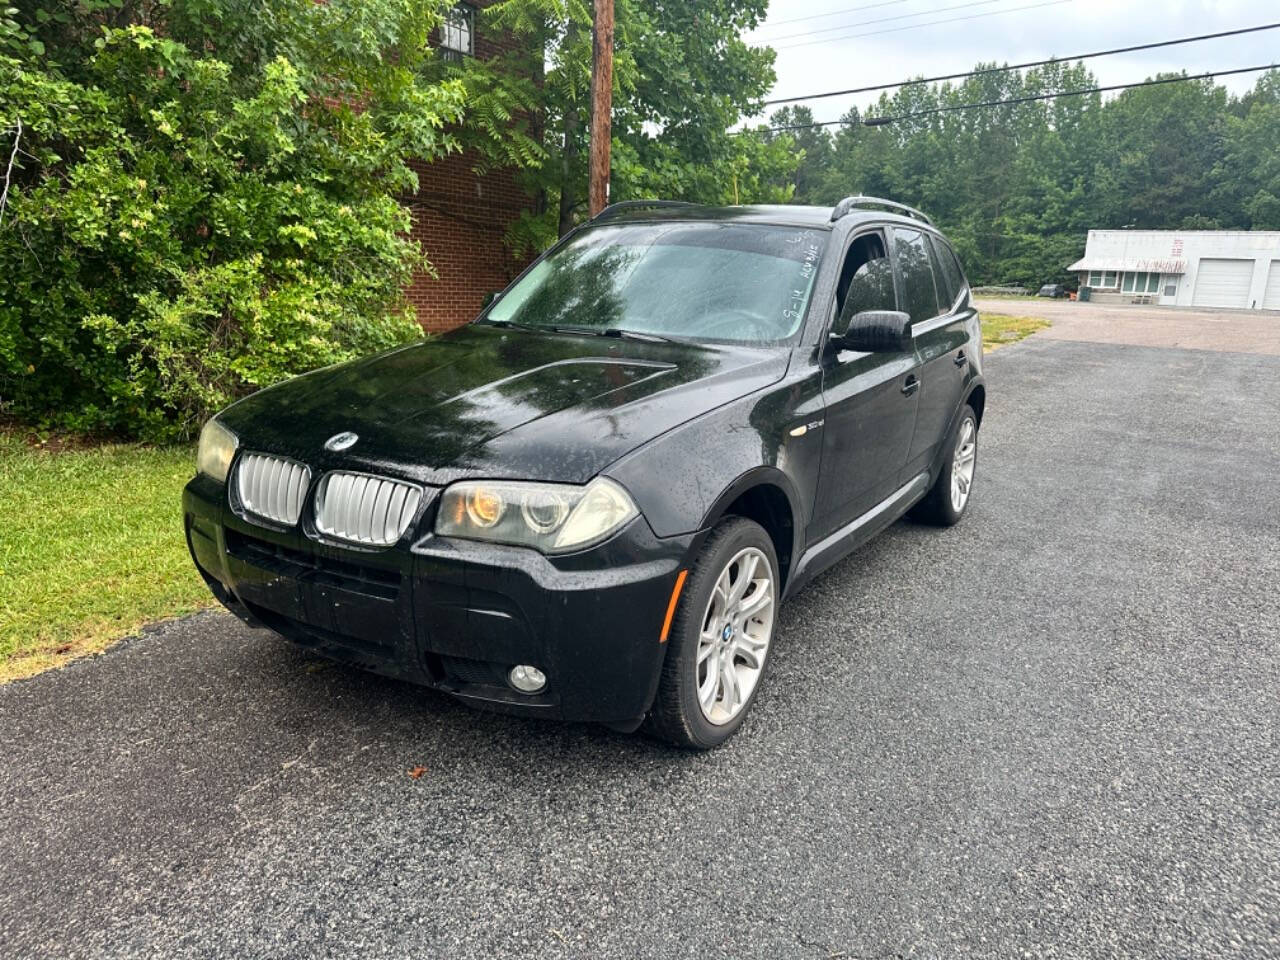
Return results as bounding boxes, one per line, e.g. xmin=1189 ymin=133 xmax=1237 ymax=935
xmin=324 ymin=431 xmax=359 ymax=452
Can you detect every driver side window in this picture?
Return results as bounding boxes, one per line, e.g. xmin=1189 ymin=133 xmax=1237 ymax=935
xmin=833 ymin=230 xmax=897 ymax=335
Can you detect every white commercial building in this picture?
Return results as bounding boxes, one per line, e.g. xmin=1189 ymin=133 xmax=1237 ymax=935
xmin=1068 ymin=230 xmax=1280 ymax=310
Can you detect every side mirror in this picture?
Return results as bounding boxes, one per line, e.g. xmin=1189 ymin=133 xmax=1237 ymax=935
xmin=482 ymin=290 xmax=503 ymax=308
xmin=831 ymin=310 xmax=913 ymax=353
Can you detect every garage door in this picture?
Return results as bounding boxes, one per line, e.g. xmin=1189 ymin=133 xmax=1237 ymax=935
xmin=1192 ymin=258 xmax=1254 ymax=308
xmin=1263 ymin=260 xmax=1280 ymax=310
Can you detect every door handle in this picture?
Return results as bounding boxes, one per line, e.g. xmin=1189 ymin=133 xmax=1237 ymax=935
xmin=901 ymin=375 xmax=920 ymax=397
xmin=954 ymin=351 xmax=968 ymax=366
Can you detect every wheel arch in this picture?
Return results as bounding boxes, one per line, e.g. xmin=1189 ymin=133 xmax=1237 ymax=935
xmin=964 ymin=380 xmax=986 ymax=428
xmin=924 ymin=377 xmax=986 ymax=490
xmin=699 ymin=468 xmax=802 ymax=591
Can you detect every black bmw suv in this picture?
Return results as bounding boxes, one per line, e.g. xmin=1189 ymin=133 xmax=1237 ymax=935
xmin=184 ymin=197 xmax=985 ymax=749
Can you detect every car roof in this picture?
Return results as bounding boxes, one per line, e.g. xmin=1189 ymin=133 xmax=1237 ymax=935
xmin=594 ymin=203 xmax=938 ymax=234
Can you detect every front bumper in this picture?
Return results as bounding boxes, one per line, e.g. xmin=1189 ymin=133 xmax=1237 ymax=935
xmin=183 ymin=474 xmax=692 ymax=727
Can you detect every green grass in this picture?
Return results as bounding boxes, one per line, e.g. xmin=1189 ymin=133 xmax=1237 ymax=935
xmin=0 ymin=432 xmax=213 ymax=681
xmin=981 ymin=313 xmax=1051 ymax=352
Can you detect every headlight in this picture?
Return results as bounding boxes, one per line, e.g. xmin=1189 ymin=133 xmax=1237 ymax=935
xmin=196 ymin=419 xmax=239 ymax=483
xmin=435 ymin=478 xmax=638 ymax=553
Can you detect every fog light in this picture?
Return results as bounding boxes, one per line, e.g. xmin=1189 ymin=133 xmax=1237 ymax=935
xmin=508 ymin=664 xmax=547 ymax=694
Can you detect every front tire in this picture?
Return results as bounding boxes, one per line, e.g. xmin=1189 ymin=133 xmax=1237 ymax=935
xmin=912 ymin=403 xmax=979 ymax=526
xmin=645 ymin=517 xmax=779 ymax=750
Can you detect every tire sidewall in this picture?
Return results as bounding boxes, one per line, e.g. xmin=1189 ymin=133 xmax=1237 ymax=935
xmin=669 ymin=518 xmax=780 ymax=749
xmin=940 ymin=406 xmax=979 ymax=523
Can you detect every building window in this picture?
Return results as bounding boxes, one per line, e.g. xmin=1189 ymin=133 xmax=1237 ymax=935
xmin=439 ymin=2 xmax=474 ymax=60
xmin=1121 ymin=271 xmax=1163 ymax=294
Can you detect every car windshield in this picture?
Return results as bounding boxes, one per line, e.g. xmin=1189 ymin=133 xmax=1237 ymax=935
xmin=483 ymin=222 xmax=827 ymax=344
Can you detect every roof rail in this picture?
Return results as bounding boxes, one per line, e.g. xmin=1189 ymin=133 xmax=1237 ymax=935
xmin=590 ymin=199 xmax=697 ymax=223
xmin=830 ymin=195 xmax=934 ymax=226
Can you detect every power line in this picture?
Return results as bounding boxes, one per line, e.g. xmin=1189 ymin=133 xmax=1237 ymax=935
xmin=752 ymin=0 xmax=921 ymax=31
xmin=763 ymin=21 xmax=1280 ymax=106
xmin=772 ymin=0 xmax=1072 ymax=50
xmin=751 ymin=64 xmax=1277 ymax=132
xmin=765 ymin=0 xmax=1006 ymax=44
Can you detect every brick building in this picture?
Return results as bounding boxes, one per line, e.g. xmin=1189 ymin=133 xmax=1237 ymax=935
xmin=405 ymin=2 xmax=538 ymax=334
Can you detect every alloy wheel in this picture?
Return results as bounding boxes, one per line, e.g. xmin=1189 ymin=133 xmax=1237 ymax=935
xmin=950 ymin=417 xmax=977 ymax=513
xmin=695 ymin=546 xmax=775 ymax=726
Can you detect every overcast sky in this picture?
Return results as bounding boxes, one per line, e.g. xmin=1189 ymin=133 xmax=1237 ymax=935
xmin=747 ymin=0 xmax=1278 ymax=125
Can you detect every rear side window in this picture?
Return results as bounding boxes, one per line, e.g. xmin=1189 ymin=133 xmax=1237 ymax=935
xmin=892 ymin=228 xmax=941 ymax=324
xmin=947 ymin=244 xmax=970 ymax=296
xmin=927 ymin=233 xmax=966 ymax=310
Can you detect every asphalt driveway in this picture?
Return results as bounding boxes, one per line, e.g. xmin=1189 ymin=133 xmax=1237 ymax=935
xmin=976 ymin=296 xmax=1280 ymax=355
xmin=3 ymin=336 xmax=1278 ymax=959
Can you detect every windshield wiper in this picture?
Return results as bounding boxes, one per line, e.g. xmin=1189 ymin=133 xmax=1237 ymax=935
xmin=481 ymin=319 xmax=677 ymax=344
xmin=477 ymin=318 xmax=542 ymax=332
xmin=552 ymin=325 xmax=677 ymax=343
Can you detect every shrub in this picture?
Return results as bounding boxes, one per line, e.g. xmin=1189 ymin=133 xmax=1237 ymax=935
xmin=0 ymin=1 xmax=468 ymax=440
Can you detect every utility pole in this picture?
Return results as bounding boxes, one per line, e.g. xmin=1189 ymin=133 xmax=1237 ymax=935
xmin=587 ymin=0 xmax=614 ymax=217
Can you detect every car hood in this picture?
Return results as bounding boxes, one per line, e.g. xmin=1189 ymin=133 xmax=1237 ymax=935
xmin=217 ymin=324 xmax=789 ymax=486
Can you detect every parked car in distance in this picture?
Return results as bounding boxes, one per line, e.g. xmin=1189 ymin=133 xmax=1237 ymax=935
xmin=1037 ymin=283 xmax=1068 ymax=298
xmin=184 ymin=196 xmax=986 ymax=749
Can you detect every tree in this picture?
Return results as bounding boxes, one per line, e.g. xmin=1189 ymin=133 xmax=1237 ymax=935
xmin=1093 ymin=75 xmax=1228 ymax=230
xmin=764 ymin=105 xmax=831 ymax=203
xmin=443 ymin=0 xmax=797 ymax=249
xmin=757 ymin=64 xmax=1280 ymax=288
xmin=1213 ymin=70 xmax=1280 ymax=229
xmin=0 ymin=0 xmax=474 ymax=439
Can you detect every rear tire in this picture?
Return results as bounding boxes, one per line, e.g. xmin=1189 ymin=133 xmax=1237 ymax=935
xmin=911 ymin=404 xmax=978 ymax=526
xmin=645 ymin=517 xmax=779 ymax=750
